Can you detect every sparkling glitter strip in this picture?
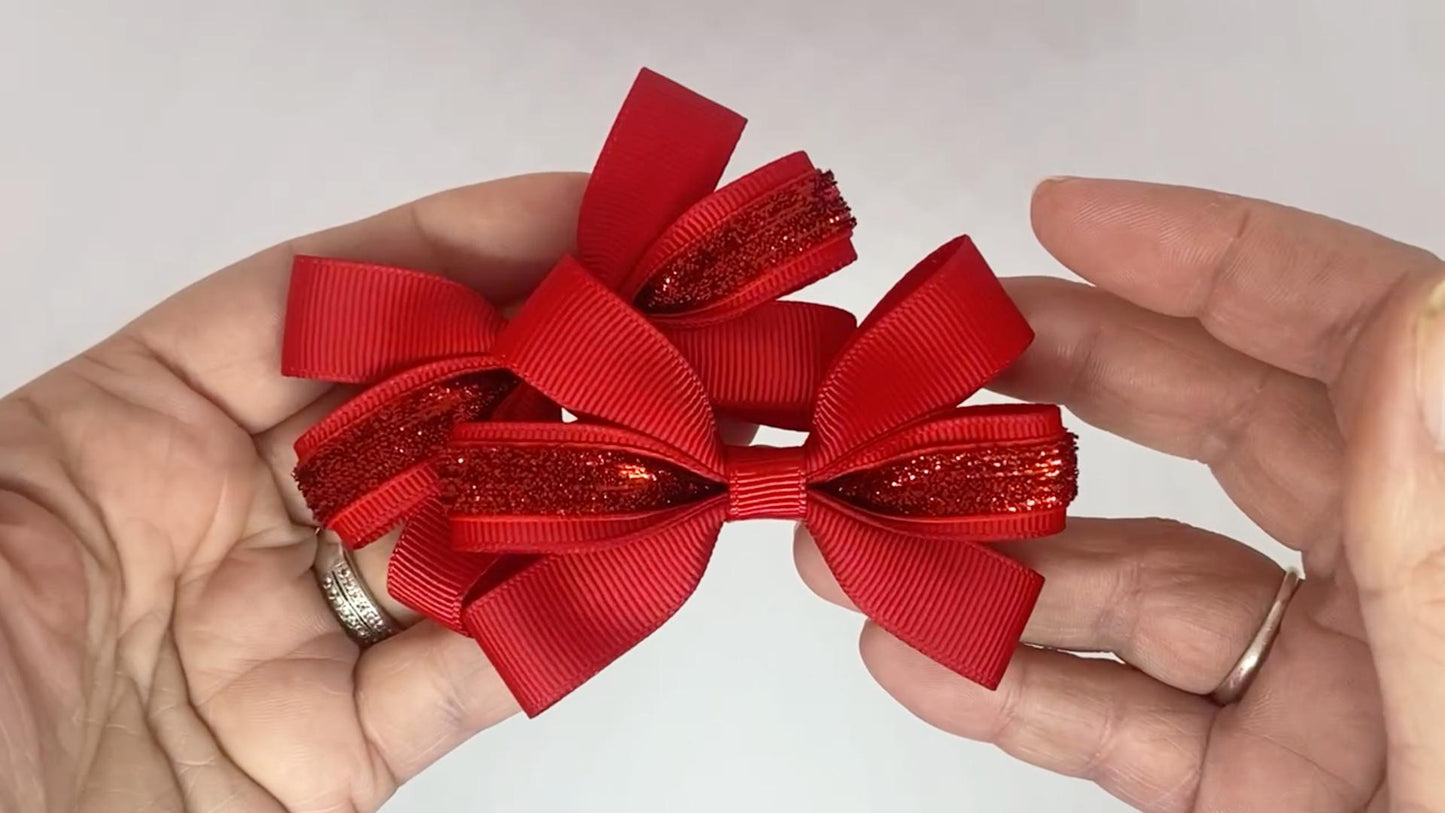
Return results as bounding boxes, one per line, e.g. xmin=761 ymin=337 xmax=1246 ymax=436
xmin=295 ymin=372 xmax=517 ymax=523
xmin=818 ymin=436 xmax=1079 ymax=517
xmin=440 ymin=445 xmax=724 ymax=516
xmin=634 ymin=170 xmax=855 ymax=313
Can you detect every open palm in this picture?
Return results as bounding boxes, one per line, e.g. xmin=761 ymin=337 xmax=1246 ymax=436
xmin=798 ymin=178 xmax=1445 ymax=811
xmin=4 ymin=174 xmax=1442 ymax=813
xmin=0 ymin=174 xmax=587 ymax=812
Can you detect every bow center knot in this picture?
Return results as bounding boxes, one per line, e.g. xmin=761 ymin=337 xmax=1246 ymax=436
xmin=721 ymin=445 xmax=808 ymax=521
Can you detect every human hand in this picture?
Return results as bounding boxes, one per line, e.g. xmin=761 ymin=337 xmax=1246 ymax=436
xmin=0 ymin=173 xmax=588 ymax=812
xmin=796 ymin=178 xmax=1445 ymax=811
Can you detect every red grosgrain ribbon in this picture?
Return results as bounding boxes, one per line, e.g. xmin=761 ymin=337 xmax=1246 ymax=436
xmin=435 ymin=236 xmax=1079 ymax=715
xmin=282 ymin=69 xmax=858 ymax=550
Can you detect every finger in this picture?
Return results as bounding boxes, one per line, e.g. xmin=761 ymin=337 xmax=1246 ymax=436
xmin=802 ymin=533 xmax=1381 ymax=807
xmin=793 ymin=522 xmax=853 ymax=609
xmin=996 ymin=518 xmax=1281 ymax=693
xmin=1194 ymin=569 xmax=1384 ymax=812
xmin=255 ymin=385 xmax=356 ymax=525
xmin=324 ymin=427 xmax=760 ymax=783
xmin=1346 ymin=275 xmax=1445 ymax=810
xmin=122 ymin=173 xmax=587 ymax=434
xmin=355 ymin=621 xmax=519 ymax=785
xmin=797 ymin=519 xmax=1285 ymax=693
xmin=861 ymin=624 xmax=1215 ymax=813
xmin=333 ymin=526 xmax=421 ymax=626
xmin=994 ymin=277 xmax=1343 ymax=553
xmin=1030 ymin=178 xmax=1440 ymax=388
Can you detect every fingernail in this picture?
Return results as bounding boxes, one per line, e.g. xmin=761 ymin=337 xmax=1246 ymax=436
xmin=1416 ymin=278 xmax=1445 ymax=448
xmin=1035 ymin=175 xmax=1077 ymax=190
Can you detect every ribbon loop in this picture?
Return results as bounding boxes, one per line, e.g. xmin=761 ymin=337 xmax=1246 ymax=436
xmin=284 ymin=69 xmax=860 ymax=550
xmin=437 ymin=235 xmax=1078 ymax=716
xmin=294 ymin=359 xmax=513 ymax=546
xmin=813 ymin=403 xmax=1077 ymax=539
xmin=629 ymin=152 xmax=856 ymax=326
xmin=495 ymin=260 xmax=723 ymax=471
xmin=281 ymin=67 xmax=1081 ymax=719
xmin=666 ymin=301 xmax=856 ymax=432
xmin=808 ymin=237 xmax=1034 ymax=468
xmin=579 ymin=68 xmax=746 ymax=289
xmin=283 ymin=256 xmax=505 ymax=383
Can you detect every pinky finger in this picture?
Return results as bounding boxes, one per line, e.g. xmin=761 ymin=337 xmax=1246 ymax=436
xmin=860 ymin=623 xmax=1214 ymax=813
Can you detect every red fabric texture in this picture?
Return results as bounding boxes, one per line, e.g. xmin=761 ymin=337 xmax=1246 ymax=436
xmin=442 ymin=237 xmax=1077 ymax=715
xmin=282 ymin=67 xmax=858 ymax=551
xmin=280 ymin=67 xmax=1080 ymax=718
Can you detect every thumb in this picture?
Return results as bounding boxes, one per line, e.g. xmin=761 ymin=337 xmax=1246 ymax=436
xmin=1346 ymin=273 xmax=1445 ymax=809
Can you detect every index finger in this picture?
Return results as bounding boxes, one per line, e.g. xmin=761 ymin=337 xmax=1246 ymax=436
xmin=1030 ymin=177 xmax=1440 ymax=387
xmin=120 ymin=172 xmax=587 ymax=434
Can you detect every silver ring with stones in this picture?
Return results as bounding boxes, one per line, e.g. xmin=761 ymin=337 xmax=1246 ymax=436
xmin=313 ymin=529 xmax=401 ymax=647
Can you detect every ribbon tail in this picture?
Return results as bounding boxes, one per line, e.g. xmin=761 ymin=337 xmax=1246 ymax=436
xmin=460 ymin=506 xmax=726 ymax=716
xmin=666 ymin=302 xmax=857 ymax=432
xmin=385 ymin=499 xmax=505 ymax=633
xmin=805 ymin=498 xmax=1043 ymax=689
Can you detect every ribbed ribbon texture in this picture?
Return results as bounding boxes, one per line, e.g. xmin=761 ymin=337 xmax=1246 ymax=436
xmin=281 ymin=67 xmax=859 ymax=550
xmin=439 ymin=237 xmax=1078 ymax=715
xmin=280 ymin=67 xmax=1080 ymax=717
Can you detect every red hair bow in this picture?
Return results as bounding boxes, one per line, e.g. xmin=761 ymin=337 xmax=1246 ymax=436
xmin=283 ymin=69 xmax=857 ymax=548
xmin=437 ymin=236 xmax=1078 ymax=715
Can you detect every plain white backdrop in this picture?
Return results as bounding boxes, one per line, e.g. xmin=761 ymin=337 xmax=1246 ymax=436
xmin=2 ymin=2 xmax=1442 ymax=811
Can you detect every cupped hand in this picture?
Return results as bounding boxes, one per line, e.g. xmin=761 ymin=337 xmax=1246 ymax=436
xmin=7 ymin=171 xmax=1441 ymax=813
xmin=0 ymin=173 xmax=588 ymax=812
xmin=797 ymin=178 xmax=1445 ymax=811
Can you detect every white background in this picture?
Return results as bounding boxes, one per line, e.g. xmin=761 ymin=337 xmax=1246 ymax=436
xmin=2 ymin=2 xmax=1442 ymax=811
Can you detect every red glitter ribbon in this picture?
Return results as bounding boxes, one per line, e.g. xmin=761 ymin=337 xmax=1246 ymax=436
xmin=435 ymin=236 xmax=1078 ymax=715
xmin=283 ymin=69 xmax=858 ymax=548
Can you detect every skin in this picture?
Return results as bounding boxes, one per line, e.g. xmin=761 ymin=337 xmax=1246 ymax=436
xmin=800 ymin=178 xmax=1445 ymax=811
xmin=0 ymin=174 xmax=1441 ymax=812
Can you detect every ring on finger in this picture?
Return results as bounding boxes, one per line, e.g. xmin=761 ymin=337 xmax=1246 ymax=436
xmin=1208 ymin=566 xmax=1301 ymax=704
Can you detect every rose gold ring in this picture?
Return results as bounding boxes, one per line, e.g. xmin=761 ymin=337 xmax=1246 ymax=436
xmin=1209 ymin=567 xmax=1301 ymax=705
